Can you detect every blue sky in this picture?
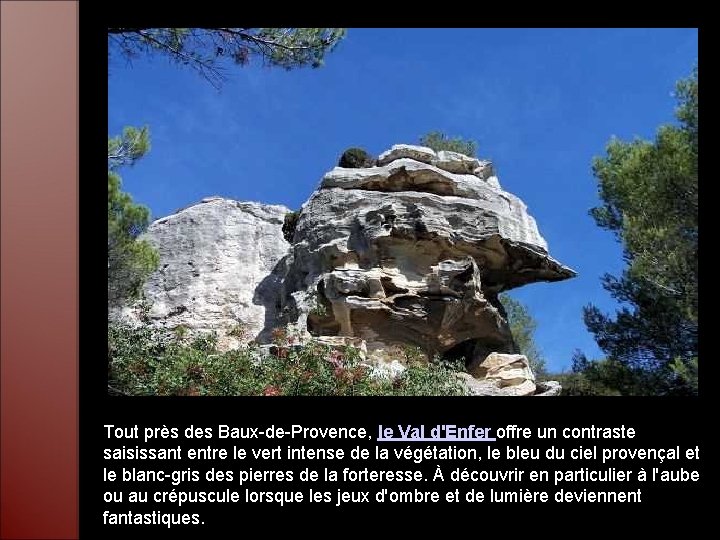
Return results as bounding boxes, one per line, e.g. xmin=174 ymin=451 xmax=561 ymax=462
xmin=108 ymin=28 xmax=697 ymax=372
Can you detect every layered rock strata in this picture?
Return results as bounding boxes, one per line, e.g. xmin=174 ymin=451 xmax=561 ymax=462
xmin=123 ymin=145 xmax=575 ymax=395
xmin=280 ymin=145 xmax=575 ymax=395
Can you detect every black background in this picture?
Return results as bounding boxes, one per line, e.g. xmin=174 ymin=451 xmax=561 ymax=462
xmin=83 ymin=397 xmax=707 ymax=537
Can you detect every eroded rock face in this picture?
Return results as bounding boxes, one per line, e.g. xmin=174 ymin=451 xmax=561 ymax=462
xmin=280 ymin=145 xmax=575 ymax=372
xmin=126 ymin=197 xmax=291 ymax=349
xmin=535 ymin=381 xmax=562 ymax=397
xmin=121 ymin=145 xmax=574 ymax=395
xmin=467 ymin=352 xmax=536 ymax=396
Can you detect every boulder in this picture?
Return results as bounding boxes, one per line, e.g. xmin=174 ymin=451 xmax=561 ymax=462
xmin=473 ymin=160 xmax=495 ymax=181
xmin=121 ymin=197 xmax=291 ymax=349
xmin=467 ymin=352 xmax=536 ymax=395
xmin=377 ymin=144 xmax=437 ymax=166
xmin=432 ymin=150 xmax=481 ymax=174
xmin=534 ymin=380 xmax=562 ymax=396
xmin=456 ymin=372 xmax=536 ymax=397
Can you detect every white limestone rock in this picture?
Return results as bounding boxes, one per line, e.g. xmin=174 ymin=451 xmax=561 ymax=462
xmin=377 ymin=144 xmax=437 ymax=166
xmin=467 ymin=352 xmax=536 ymax=395
xmin=535 ymin=380 xmax=563 ymax=396
xmin=128 ymin=197 xmax=291 ymax=348
xmin=456 ymin=372 xmax=535 ymax=397
xmin=473 ymin=160 xmax=495 ymax=180
xmin=432 ymin=150 xmax=481 ymax=174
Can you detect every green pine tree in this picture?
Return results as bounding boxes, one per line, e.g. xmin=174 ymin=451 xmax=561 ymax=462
xmin=108 ymin=126 xmax=158 ymax=309
xmin=581 ymin=67 xmax=698 ymax=395
xmin=108 ymin=28 xmax=346 ymax=88
xmin=500 ymin=294 xmax=547 ymax=379
xmin=420 ymin=131 xmax=478 ymax=157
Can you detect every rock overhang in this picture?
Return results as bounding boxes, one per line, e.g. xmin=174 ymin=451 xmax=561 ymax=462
xmin=302 ymin=146 xmax=576 ymax=291
xmin=120 ymin=144 xmax=576 ymax=395
xmin=282 ymin=143 xmax=576 ymax=376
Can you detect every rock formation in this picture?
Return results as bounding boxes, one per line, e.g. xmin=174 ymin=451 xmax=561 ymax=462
xmin=124 ymin=145 xmax=576 ymax=395
xmin=126 ymin=197 xmax=291 ymax=350
xmin=279 ymin=145 xmax=575 ymax=393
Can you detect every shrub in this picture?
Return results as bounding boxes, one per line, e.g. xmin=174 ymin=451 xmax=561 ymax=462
xmin=338 ymin=147 xmax=375 ymax=168
xmin=308 ymin=294 xmax=329 ymax=318
xmin=282 ymin=211 xmax=300 ymax=243
xmin=108 ymin=322 xmax=470 ymax=396
xmin=227 ymin=321 xmax=249 ymax=340
xmin=420 ymin=131 xmax=478 ymax=157
xmin=392 ymin=361 xmax=469 ymax=396
xmin=173 ymin=324 xmax=189 ymax=341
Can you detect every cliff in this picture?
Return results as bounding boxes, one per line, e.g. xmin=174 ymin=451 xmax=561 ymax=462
xmin=122 ymin=145 xmax=575 ymax=395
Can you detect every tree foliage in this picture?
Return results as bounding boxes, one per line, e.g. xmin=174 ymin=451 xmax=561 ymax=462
xmin=581 ymin=68 xmax=698 ymax=395
xmin=108 ymin=28 xmax=346 ymax=88
xmin=282 ymin=210 xmax=300 ymax=243
xmin=108 ymin=127 xmax=159 ymax=308
xmin=420 ymin=131 xmax=478 ymax=157
xmin=556 ymin=351 xmax=652 ymax=396
xmin=108 ymin=125 xmax=150 ymax=170
xmin=500 ymin=294 xmax=546 ymax=378
xmin=338 ymin=147 xmax=374 ymax=168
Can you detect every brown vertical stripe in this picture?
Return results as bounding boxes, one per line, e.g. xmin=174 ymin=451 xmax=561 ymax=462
xmin=1 ymin=2 xmax=79 ymax=538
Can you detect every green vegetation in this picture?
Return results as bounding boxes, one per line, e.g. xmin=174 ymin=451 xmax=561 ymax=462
xmin=338 ymin=147 xmax=375 ymax=168
xmin=577 ymin=68 xmax=698 ymax=396
xmin=308 ymin=295 xmax=329 ymax=318
xmin=227 ymin=322 xmax=249 ymax=340
xmin=555 ymin=353 xmax=644 ymax=396
xmin=108 ymin=125 xmax=151 ymax=169
xmin=393 ymin=361 xmax=469 ymax=396
xmin=420 ymin=131 xmax=478 ymax=157
xmin=500 ymin=294 xmax=546 ymax=379
xmin=108 ymin=126 xmax=159 ymax=309
xmin=108 ymin=323 xmax=470 ymax=396
xmin=108 ymin=28 xmax=346 ymax=88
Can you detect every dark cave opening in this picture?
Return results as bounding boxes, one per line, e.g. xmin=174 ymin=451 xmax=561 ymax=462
xmin=441 ymin=339 xmax=477 ymax=369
